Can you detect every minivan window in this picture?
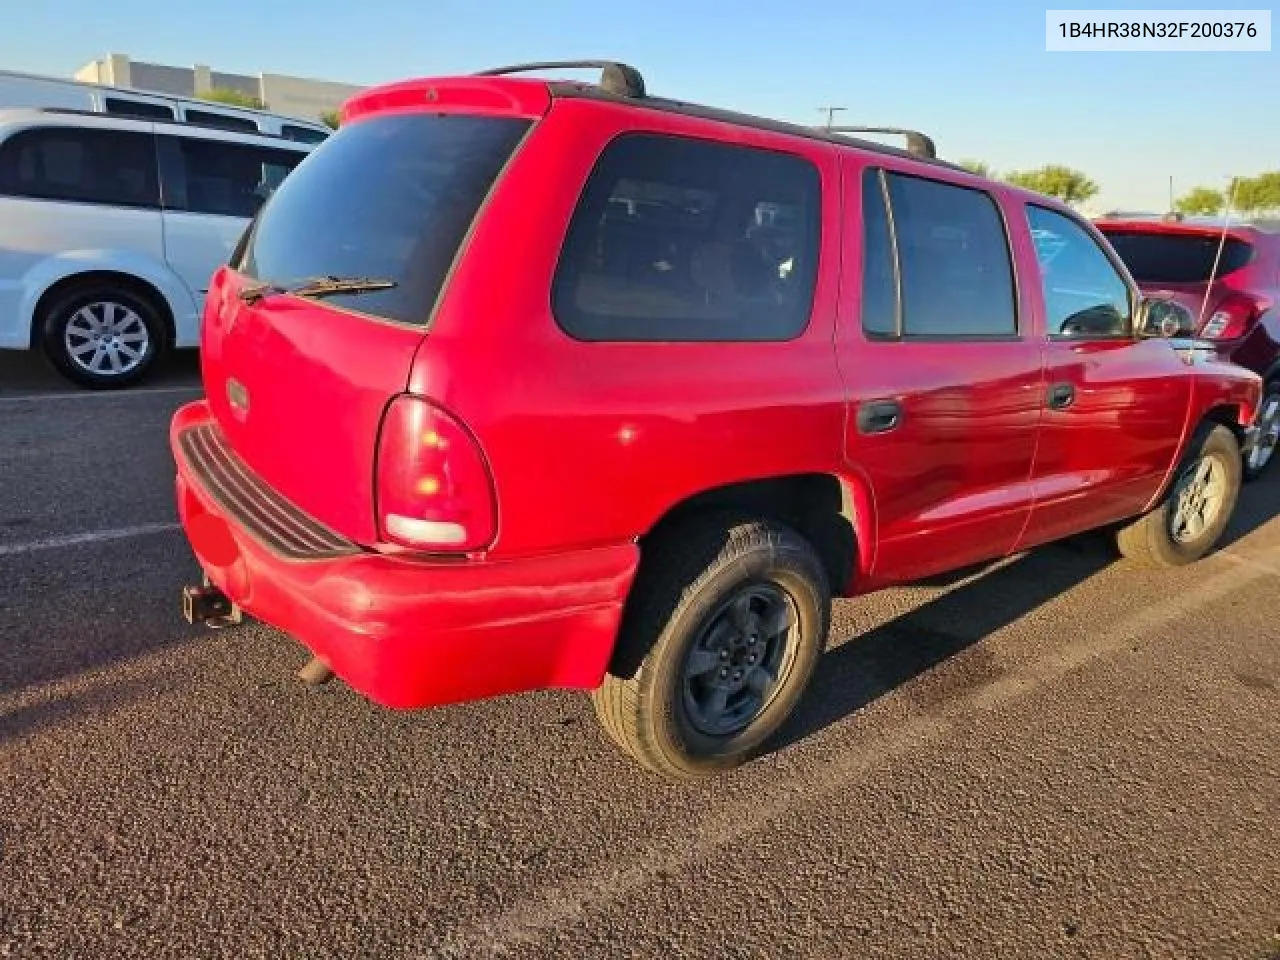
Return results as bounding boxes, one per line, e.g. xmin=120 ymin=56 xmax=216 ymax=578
xmin=552 ymin=132 xmax=821 ymax=342
xmin=884 ymin=172 xmax=1017 ymax=337
xmin=280 ymin=125 xmax=330 ymax=145
xmin=235 ymin=113 xmax=530 ymax=326
xmin=159 ymin=136 xmax=307 ymax=219
xmin=184 ymin=109 xmax=260 ymax=134
xmin=0 ymin=127 xmax=159 ymax=208
xmin=104 ymin=97 xmax=175 ymax=121
xmin=1101 ymin=229 xmax=1254 ymax=283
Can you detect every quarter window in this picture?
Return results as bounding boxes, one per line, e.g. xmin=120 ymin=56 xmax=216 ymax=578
xmin=860 ymin=168 xmax=898 ymax=337
xmin=1026 ymin=205 xmax=1132 ymax=338
xmin=0 ymin=127 xmax=159 ymax=208
xmin=552 ymin=133 xmax=822 ymax=341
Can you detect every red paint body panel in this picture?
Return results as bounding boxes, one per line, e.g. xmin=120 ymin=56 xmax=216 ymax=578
xmin=172 ymin=401 xmax=638 ymax=708
xmin=198 ymin=268 xmax=425 ymax=545
xmin=169 ymin=75 xmax=1265 ymax=712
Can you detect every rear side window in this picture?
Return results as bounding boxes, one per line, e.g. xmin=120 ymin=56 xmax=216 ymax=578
xmin=552 ymin=133 xmax=822 ymax=341
xmin=159 ymin=136 xmax=306 ymax=218
xmin=236 ymin=113 xmax=530 ymax=326
xmin=878 ymin=171 xmax=1017 ymax=338
xmin=0 ymin=127 xmax=159 ymax=208
xmin=1100 ymin=229 xmax=1254 ymax=283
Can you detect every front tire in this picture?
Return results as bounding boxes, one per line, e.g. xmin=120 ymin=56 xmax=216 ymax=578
xmin=1115 ymin=423 xmax=1241 ymax=568
xmin=40 ymin=283 xmax=165 ymax=390
xmin=592 ymin=515 xmax=831 ymax=780
xmin=1242 ymin=380 xmax=1280 ymax=483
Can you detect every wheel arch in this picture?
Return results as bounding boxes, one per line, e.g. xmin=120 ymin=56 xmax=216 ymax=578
xmin=638 ymin=471 xmax=875 ymax=598
xmin=30 ymin=269 xmax=178 ymax=348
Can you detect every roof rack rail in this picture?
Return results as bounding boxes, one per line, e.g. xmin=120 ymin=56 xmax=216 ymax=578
xmin=474 ymin=60 xmax=646 ymax=98
xmin=21 ymin=106 xmax=309 ymax=143
xmin=821 ymin=125 xmax=937 ymax=160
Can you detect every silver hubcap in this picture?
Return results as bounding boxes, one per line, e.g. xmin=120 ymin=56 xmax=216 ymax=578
xmin=64 ymin=301 xmax=150 ymax=377
xmin=1170 ymin=454 xmax=1227 ymax=544
xmin=1247 ymin=394 xmax=1280 ymax=472
xmin=681 ymin=583 xmax=799 ymax=737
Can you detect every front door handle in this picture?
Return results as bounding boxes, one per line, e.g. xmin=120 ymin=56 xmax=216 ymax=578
xmin=857 ymin=398 xmax=903 ymax=435
xmin=1046 ymin=382 xmax=1075 ymax=410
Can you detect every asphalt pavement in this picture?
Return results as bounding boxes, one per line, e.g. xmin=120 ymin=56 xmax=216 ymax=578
xmin=1 ymin=350 xmax=1277 ymax=960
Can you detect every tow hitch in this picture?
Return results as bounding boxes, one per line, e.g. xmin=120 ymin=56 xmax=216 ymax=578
xmin=182 ymin=577 xmax=243 ymax=629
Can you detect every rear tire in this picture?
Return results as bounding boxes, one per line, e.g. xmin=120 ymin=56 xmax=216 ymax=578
xmin=40 ymin=282 xmax=166 ymax=390
xmin=1115 ymin=423 xmax=1241 ymax=568
xmin=1242 ymin=380 xmax=1280 ymax=483
xmin=591 ymin=515 xmax=831 ymax=780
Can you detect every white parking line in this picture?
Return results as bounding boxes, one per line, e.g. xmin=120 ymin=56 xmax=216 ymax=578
xmin=0 ymin=522 xmax=181 ymax=558
xmin=0 ymin=385 xmax=202 ymax=404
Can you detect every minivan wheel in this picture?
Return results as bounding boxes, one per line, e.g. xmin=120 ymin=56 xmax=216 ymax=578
xmin=1115 ymin=423 xmax=1241 ymax=568
xmin=591 ymin=515 xmax=830 ymax=780
xmin=40 ymin=284 xmax=165 ymax=389
xmin=1242 ymin=381 xmax=1280 ymax=483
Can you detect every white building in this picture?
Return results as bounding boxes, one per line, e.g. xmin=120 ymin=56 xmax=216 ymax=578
xmin=74 ymin=53 xmax=365 ymax=123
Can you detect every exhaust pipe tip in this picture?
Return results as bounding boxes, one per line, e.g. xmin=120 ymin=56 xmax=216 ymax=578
xmin=297 ymin=656 xmax=335 ymax=686
xmin=182 ymin=582 xmax=242 ymax=628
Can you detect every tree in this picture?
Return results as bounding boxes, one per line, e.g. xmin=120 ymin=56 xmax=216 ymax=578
xmin=1229 ymin=172 xmax=1280 ymax=215
xmin=958 ymin=159 xmax=992 ymax=178
xmin=1004 ymin=165 xmax=1099 ymax=206
xmin=198 ymin=87 xmax=264 ymax=110
xmin=320 ymin=109 xmax=341 ymax=130
xmin=1175 ymin=187 xmax=1225 ymax=216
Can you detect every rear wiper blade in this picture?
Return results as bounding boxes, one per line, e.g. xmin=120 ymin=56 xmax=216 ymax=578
xmin=237 ymin=275 xmax=397 ymax=305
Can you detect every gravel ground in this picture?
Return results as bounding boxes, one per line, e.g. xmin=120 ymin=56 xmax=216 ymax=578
xmin=1 ymin=351 xmax=1277 ymax=960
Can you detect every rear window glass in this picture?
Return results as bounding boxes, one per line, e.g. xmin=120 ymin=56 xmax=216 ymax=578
xmin=1101 ymin=229 xmax=1254 ymax=283
xmin=552 ymin=132 xmax=821 ymax=341
xmin=235 ymin=113 xmax=530 ymax=326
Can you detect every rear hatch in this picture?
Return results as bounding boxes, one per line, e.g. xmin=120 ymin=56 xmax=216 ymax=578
xmin=198 ymin=108 xmax=534 ymax=545
xmin=1098 ymin=225 xmax=1256 ymax=329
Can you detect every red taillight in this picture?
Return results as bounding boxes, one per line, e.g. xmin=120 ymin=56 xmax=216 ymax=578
xmin=375 ymin=395 xmax=496 ymax=552
xmin=1200 ymin=293 xmax=1267 ymax=339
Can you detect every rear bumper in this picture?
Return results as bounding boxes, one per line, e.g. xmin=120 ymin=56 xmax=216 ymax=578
xmin=170 ymin=400 xmax=639 ymax=709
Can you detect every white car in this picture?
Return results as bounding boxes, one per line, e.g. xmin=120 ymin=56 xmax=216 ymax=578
xmin=0 ymin=108 xmax=315 ymax=388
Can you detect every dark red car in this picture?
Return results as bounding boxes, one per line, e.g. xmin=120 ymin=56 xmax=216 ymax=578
xmin=1095 ymin=215 xmax=1280 ymax=479
xmin=171 ymin=62 xmax=1264 ymax=779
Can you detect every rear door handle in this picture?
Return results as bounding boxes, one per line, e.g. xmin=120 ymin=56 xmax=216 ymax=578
xmin=857 ymin=398 xmax=903 ymax=435
xmin=1047 ymin=382 xmax=1075 ymax=409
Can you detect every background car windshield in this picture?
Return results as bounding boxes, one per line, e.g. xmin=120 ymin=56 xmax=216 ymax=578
xmin=235 ymin=113 xmax=530 ymax=325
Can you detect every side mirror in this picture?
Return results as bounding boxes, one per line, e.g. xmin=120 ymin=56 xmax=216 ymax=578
xmin=1137 ymin=296 xmax=1195 ymax=338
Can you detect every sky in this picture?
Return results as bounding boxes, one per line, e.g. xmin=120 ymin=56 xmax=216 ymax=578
xmin=1 ymin=0 xmax=1276 ymax=211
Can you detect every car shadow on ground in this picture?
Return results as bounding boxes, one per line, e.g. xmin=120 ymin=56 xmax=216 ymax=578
xmin=0 ymin=348 xmax=201 ymax=395
xmin=764 ymin=467 xmax=1280 ymax=757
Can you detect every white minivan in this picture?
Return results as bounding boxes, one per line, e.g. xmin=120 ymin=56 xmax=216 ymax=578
xmin=0 ymin=108 xmax=315 ymax=388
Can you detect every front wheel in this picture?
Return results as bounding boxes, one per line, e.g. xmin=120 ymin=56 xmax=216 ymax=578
xmin=1115 ymin=423 xmax=1241 ymax=568
xmin=1242 ymin=380 xmax=1280 ymax=483
xmin=591 ymin=515 xmax=831 ymax=780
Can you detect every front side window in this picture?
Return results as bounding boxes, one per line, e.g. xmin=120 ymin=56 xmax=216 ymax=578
xmin=1027 ymin=205 xmax=1132 ymax=338
xmin=161 ymin=137 xmax=307 ymax=219
xmin=884 ymin=172 xmax=1018 ymax=337
xmin=0 ymin=127 xmax=159 ymax=208
xmin=552 ymin=132 xmax=822 ymax=341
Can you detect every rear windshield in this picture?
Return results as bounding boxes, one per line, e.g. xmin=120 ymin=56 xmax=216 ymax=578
xmin=234 ymin=113 xmax=530 ymax=325
xmin=1101 ymin=229 xmax=1254 ymax=284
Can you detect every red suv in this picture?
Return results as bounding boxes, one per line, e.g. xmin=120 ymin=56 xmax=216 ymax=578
xmin=172 ymin=62 xmax=1263 ymax=779
xmin=1095 ymin=214 xmax=1280 ymax=479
